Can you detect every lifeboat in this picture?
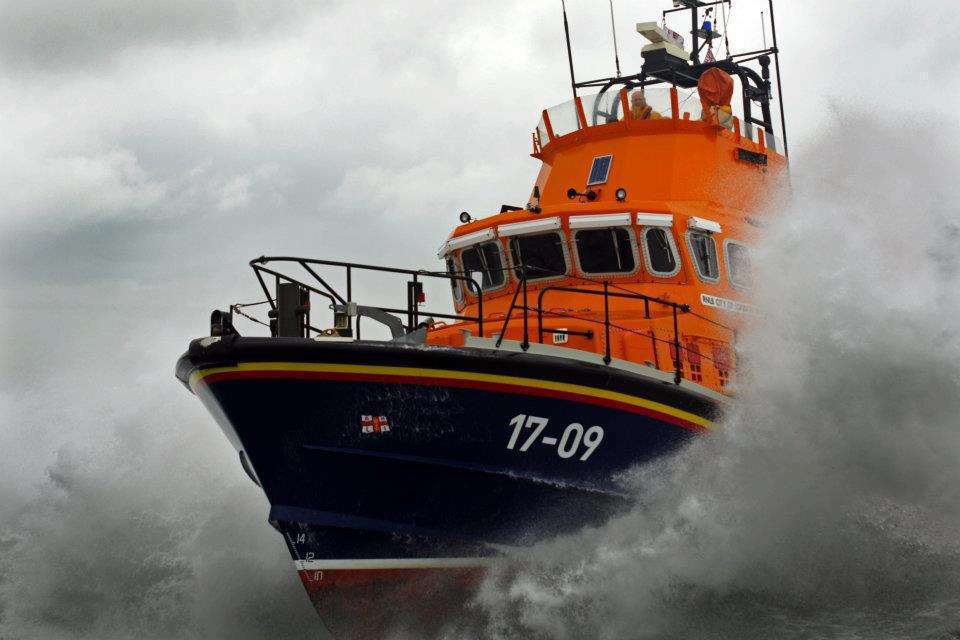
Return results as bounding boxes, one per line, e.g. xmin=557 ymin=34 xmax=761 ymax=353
xmin=176 ymin=2 xmax=788 ymax=637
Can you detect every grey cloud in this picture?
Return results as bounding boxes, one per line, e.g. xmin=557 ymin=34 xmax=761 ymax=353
xmin=0 ymin=0 xmax=317 ymax=73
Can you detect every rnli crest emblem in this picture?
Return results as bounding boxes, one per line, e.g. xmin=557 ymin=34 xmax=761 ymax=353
xmin=360 ymin=415 xmax=391 ymax=434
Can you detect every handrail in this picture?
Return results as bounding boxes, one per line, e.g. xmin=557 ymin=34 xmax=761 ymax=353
xmin=495 ymin=275 xmax=526 ymax=349
xmin=535 ymin=284 xmax=690 ymax=381
xmin=526 ymin=304 xmax=706 ymax=375
xmin=239 ymin=256 xmax=737 ymax=389
xmin=247 ymin=256 xmax=485 ymax=338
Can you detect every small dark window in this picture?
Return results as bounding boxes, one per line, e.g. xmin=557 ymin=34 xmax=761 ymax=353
xmin=446 ymin=257 xmax=464 ymax=302
xmin=688 ymin=231 xmax=719 ymax=282
xmin=726 ymin=242 xmax=753 ymax=289
xmin=461 ymin=242 xmax=505 ymax=290
xmin=575 ymin=228 xmax=635 ymax=274
xmin=587 ymin=155 xmax=613 ymax=185
xmin=643 ymin=228 xmax=678 ymax=276
xmin=510 ymin=232 xmax=567 ymax=280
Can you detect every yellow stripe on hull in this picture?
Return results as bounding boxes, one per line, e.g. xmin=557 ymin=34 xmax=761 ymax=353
xmin=190 ymin=361 xmax=715 ymax=430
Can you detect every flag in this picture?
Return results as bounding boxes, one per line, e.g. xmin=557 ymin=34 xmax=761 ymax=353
xmin=361 ymin=415 xmax=391 ymax=434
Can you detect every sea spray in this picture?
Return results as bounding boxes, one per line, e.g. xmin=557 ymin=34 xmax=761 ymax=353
xmin=469 ymin=113 xmax=960 ymax=640
xmin=0 ymin=394 xmax=326 ymax=640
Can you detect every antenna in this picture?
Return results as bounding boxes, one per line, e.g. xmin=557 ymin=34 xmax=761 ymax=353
xmin=760 ymin=11 xmax=767 ymax=48
xmin=609 ymin=0 xmax=622 ymax=77
xmin=767 ymin=0 xmax=789 ymax=158
xmin=721 ymin=1 xmax=731 ymax=58
xmin=561 ymin=0 xmax=578 ymax=100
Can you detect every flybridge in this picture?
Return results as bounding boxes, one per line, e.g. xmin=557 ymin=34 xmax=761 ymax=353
xmin=559 ymin=0 xmax=788 ymax=157
xmin=532 ymin=85 xmax=780 ymax=155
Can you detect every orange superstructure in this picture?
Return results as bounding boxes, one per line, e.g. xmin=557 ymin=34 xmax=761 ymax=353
xmin=427 ymin=85 xmax=786 ymax=396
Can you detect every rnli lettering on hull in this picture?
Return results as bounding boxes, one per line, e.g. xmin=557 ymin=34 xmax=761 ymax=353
xmin=700 ymin=293 xmax=758 ymax=315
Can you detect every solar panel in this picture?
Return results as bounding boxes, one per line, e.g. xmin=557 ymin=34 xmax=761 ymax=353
xmin=587 ymin=155 xmax=612 ymax=185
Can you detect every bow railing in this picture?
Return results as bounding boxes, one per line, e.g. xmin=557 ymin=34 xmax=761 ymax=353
xmin=217 ymin=256 xmax=486 ymax=340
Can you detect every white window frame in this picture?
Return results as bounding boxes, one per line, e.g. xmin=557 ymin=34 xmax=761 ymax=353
xmin=507 ymin=231 xmax=570 ymax=283
xmin=445 ymin=256 xmax=465 ymax=304
xmin=572 ymin=226 xmax=640 ymax=278
xmin=685 ymin=230 xmax=721 ymax=284
xmin=459 ymin=240 xmax=509 ymax=295
xmin=724 ymin=239 xmax=753 ymax=291
xmin=640 ymin=226 xmax=682 ymax=278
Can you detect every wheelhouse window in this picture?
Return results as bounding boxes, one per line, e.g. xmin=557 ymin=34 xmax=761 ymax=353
xmin=446 ymin=257 xmax=464 ymax=303
xmin=510 ymin=232 xmax=567 ymax=281
xmin=687 ymin=231 xmax=720 ymax=282
xmin=587 ymin=155 xmax=613 ymax=186
xmin=575 ymin=228 xmax=636 ymax=274
xmin=641 ymin=227 xmax=680 ymax=276
xmin=460 ymin=241 xmax=505 ymax=290
xmin=725 ymin=241 xmax=753 ymax=289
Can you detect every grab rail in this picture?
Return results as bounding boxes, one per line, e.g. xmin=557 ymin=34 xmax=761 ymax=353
xmin=492 ymin=272 xmax=738 ymax=386
xmin=537 ymin=285 xmax=689 ymax=379
xmin=231 ymin=257 xmax=737 ymax=389
xmin=247 ymin=256 xmax=486 ymax=338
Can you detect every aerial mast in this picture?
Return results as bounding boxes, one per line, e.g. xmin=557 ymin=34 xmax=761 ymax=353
xmin=767 ymin=0 xmax=789 ymax=157
xmin=561 ymin=0 xmax=578 ymax=100
xmin=609 ymin=0 xmax=622 ymax=77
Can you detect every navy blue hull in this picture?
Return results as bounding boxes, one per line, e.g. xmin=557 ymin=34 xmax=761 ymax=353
xmin=177 ymin=336 xmax=719 ymax=635
xmin=202 ymin=375 xmax=697 ymax=543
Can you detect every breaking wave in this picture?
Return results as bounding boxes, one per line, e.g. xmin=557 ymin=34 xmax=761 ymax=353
xmin=0 ymin=395 xmax=327 ymax=639
xmin=462 ymin=113 xmax=960 ymax=639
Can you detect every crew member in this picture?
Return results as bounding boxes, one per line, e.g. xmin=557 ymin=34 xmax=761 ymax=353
xmin=630 ymin=91 xmax=662 ymax=120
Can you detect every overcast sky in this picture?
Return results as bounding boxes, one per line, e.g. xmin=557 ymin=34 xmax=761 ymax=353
xmin=0 ymin=1 xmax=958 ymax=638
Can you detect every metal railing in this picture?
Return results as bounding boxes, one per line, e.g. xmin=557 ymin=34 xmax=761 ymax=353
xmin=494 ymin=275 xmax=694 ymax=384
xmin=245 ymin=256 xmax=486 ymax=339
xmin=228 ymin=257 xmax=738 ymax=389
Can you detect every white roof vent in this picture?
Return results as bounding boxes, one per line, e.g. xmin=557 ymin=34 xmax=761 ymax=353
xmin=636 ymin=213 xmax=674 ymax=227
xmin=497 ymin=217 xmax=562 ymax=237
xmin=688 ymin=217 xmax=722 ymax=233
xmin=568 ymin=213 xmax=632 ymax=229
xmin=445 ymin=228 xmax=496 ymax=252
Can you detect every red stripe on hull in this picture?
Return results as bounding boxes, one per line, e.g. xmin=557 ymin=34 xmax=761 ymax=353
xmin=201 ymin=369 xmax=705 ymax=432
xmin=298 ymin=565 xmax=488 ymax=639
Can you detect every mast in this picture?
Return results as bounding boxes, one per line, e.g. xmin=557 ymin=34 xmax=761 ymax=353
xmin=767 ymin=0 xmax=789 ymax=158
xmin=561 ymin=0 xmax=578 ymax=100
xmin=608 ymin=0 xmax=622 ymax=77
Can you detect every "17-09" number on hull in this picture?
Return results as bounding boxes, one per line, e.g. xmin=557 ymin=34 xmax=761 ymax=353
xmin=506 ymin=414 xmax=604 ymax=461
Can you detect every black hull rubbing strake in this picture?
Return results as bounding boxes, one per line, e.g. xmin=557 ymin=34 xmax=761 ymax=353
xmin=177 ymin=335 xmax=720 ymax=636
